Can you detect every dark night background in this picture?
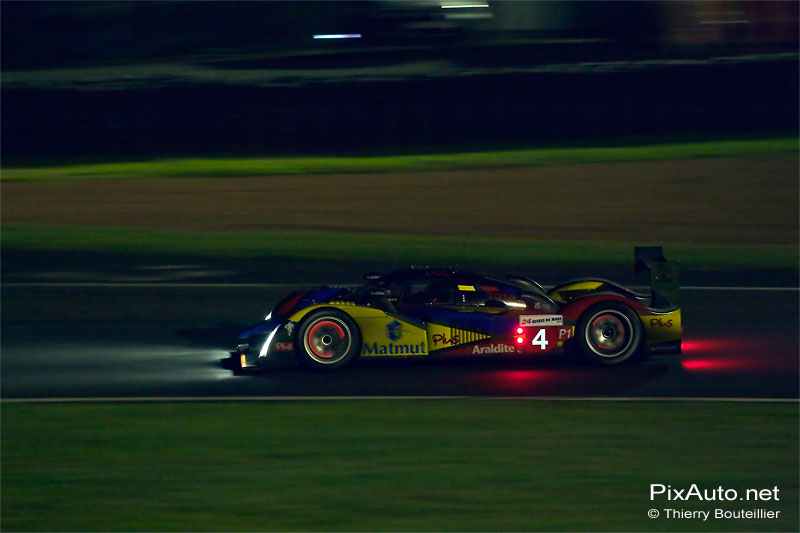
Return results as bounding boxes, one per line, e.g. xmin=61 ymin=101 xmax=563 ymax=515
xmin=2 ymin=1 xmax=797 ymax=163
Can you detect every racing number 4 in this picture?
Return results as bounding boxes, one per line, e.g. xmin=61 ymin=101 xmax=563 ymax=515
xmin=532 ymin=329 xmax=548 ymax=350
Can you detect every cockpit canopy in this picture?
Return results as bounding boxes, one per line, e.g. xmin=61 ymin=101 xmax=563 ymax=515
xmin=351 ymin=268 xmax=558 ymax=312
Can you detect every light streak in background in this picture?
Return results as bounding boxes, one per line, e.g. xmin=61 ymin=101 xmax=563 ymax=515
xmin=441 ymin=3 xmax=489 ymax=8
xmin=313 ymin=34 xmax=362 ymax=39
xmin=441 ymin=2 xmax=492 ymax=19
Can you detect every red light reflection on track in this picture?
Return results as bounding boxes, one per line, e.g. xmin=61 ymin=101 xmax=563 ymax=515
xmin=680 ymin=335 xmax=793 ymax=373
xmin=488 ymin=369 xmax=553 ymax=392
xmin=681 ymin=358 xmax=746 ymax=371
xmin=681 ymin=338 xmax=732 ymax=352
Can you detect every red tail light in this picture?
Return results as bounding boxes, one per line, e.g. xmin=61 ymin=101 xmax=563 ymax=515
xmin=515 ymin=327 xmax=525 ymax=345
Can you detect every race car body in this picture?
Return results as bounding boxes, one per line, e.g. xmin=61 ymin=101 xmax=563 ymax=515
xmin=234 ymin=247 xmax=681 ymax=370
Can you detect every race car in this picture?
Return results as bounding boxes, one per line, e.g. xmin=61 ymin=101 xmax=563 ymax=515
xmin=233 ymin=247 xmax=681 ymax=371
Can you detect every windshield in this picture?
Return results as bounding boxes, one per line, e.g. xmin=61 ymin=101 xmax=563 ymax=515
xmin=345 ymin=270 xmax=558 ymax=311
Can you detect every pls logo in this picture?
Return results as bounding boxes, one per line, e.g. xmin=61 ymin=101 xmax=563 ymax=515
xmin=385 ymin=320 xmax=404 ymax=341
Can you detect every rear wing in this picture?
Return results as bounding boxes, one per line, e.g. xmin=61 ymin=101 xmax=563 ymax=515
xmin=635 ymin=246 xmax=679 ymax=308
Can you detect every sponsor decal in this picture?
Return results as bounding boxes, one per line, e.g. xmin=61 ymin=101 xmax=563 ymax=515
xmin=558 ymin=327 xmax=573 ymax=340
xmin=457 ymin=285 xmax=476 ymax=292
xmin=385 ymin=320 xmax=404 ymax=341
xmin=427 ymin=324 xmax=489 ymax=348
xmin=519 ymin=314 xmax=563 ymax=327
xmin=472 ymin=343 xmax=517 ymax=355
xmin=432 ymin=333 xmax=460 ymax=346
xmin=284 ymin=322 xmax=295 ymax=335
xmin=487 ymin=292 xmax=519 ymax=301
xmin=647 ymin=342 xmax=681 ymax=353
xmin=650 ymin=317 xmax=674 ymax=328
xmin=275 ymin=341 xmax=294 ymax=352
xmin=363 ymin=342 xmax=426 ymax=355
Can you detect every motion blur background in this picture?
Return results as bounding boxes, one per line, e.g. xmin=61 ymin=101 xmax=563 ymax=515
xmin=2 ymin=0 xmax=797 ymax=162
xmin=6 ymin=0 xmax=796 ymax=66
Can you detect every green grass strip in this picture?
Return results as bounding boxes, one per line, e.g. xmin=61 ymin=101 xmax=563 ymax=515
xmin=2 ymin=138 xmax=797 ymax=181
xmin=3 ymin=225 xmax=798 ymax=270
xmin=2 ymin=400 xmax=797 ymax=531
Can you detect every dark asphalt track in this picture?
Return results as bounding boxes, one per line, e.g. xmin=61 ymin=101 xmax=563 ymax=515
xmin=2 ymin=275 xmax=797 ymax=399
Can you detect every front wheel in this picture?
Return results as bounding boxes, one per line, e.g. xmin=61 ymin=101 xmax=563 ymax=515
xmin=295 ymin=310 xmax=361 ymax=371
xmin=576 ymin=302 xmax=643 ymax=365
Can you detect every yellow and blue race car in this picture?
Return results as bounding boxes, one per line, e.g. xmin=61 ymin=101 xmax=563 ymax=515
xmin=234 ymin=247 xmax=681 ymax=371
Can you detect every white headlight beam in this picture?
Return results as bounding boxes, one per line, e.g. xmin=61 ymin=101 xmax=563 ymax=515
xmin=259 ymin=325 xmax=282 ymax=357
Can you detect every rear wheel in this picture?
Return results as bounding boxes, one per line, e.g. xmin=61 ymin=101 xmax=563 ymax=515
xmin=576 ymin=302 xmax=642 ymax=365
xmin=296 ymin=310 xmax=361 ymax=370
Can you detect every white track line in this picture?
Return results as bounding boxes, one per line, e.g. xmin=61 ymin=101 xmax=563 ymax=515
xmin=2 ymin=282 xmax=798 ymax=291
xmin=2 ymin=396 xmax=797 ymax=404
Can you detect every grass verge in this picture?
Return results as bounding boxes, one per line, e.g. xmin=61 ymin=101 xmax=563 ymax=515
xmin=2 ymin=138 xmax=797 ymax=181
xmin=2 ymin=400 xmax=797 ymax=531
xmin=3 ymin=225 xmax=798 ymax=270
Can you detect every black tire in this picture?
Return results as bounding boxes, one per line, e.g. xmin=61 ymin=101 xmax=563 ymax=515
xmin=575 ymin=302 xmax=643 ymax=365
xmin=295 ymin=309 xmax=361 ymax=371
